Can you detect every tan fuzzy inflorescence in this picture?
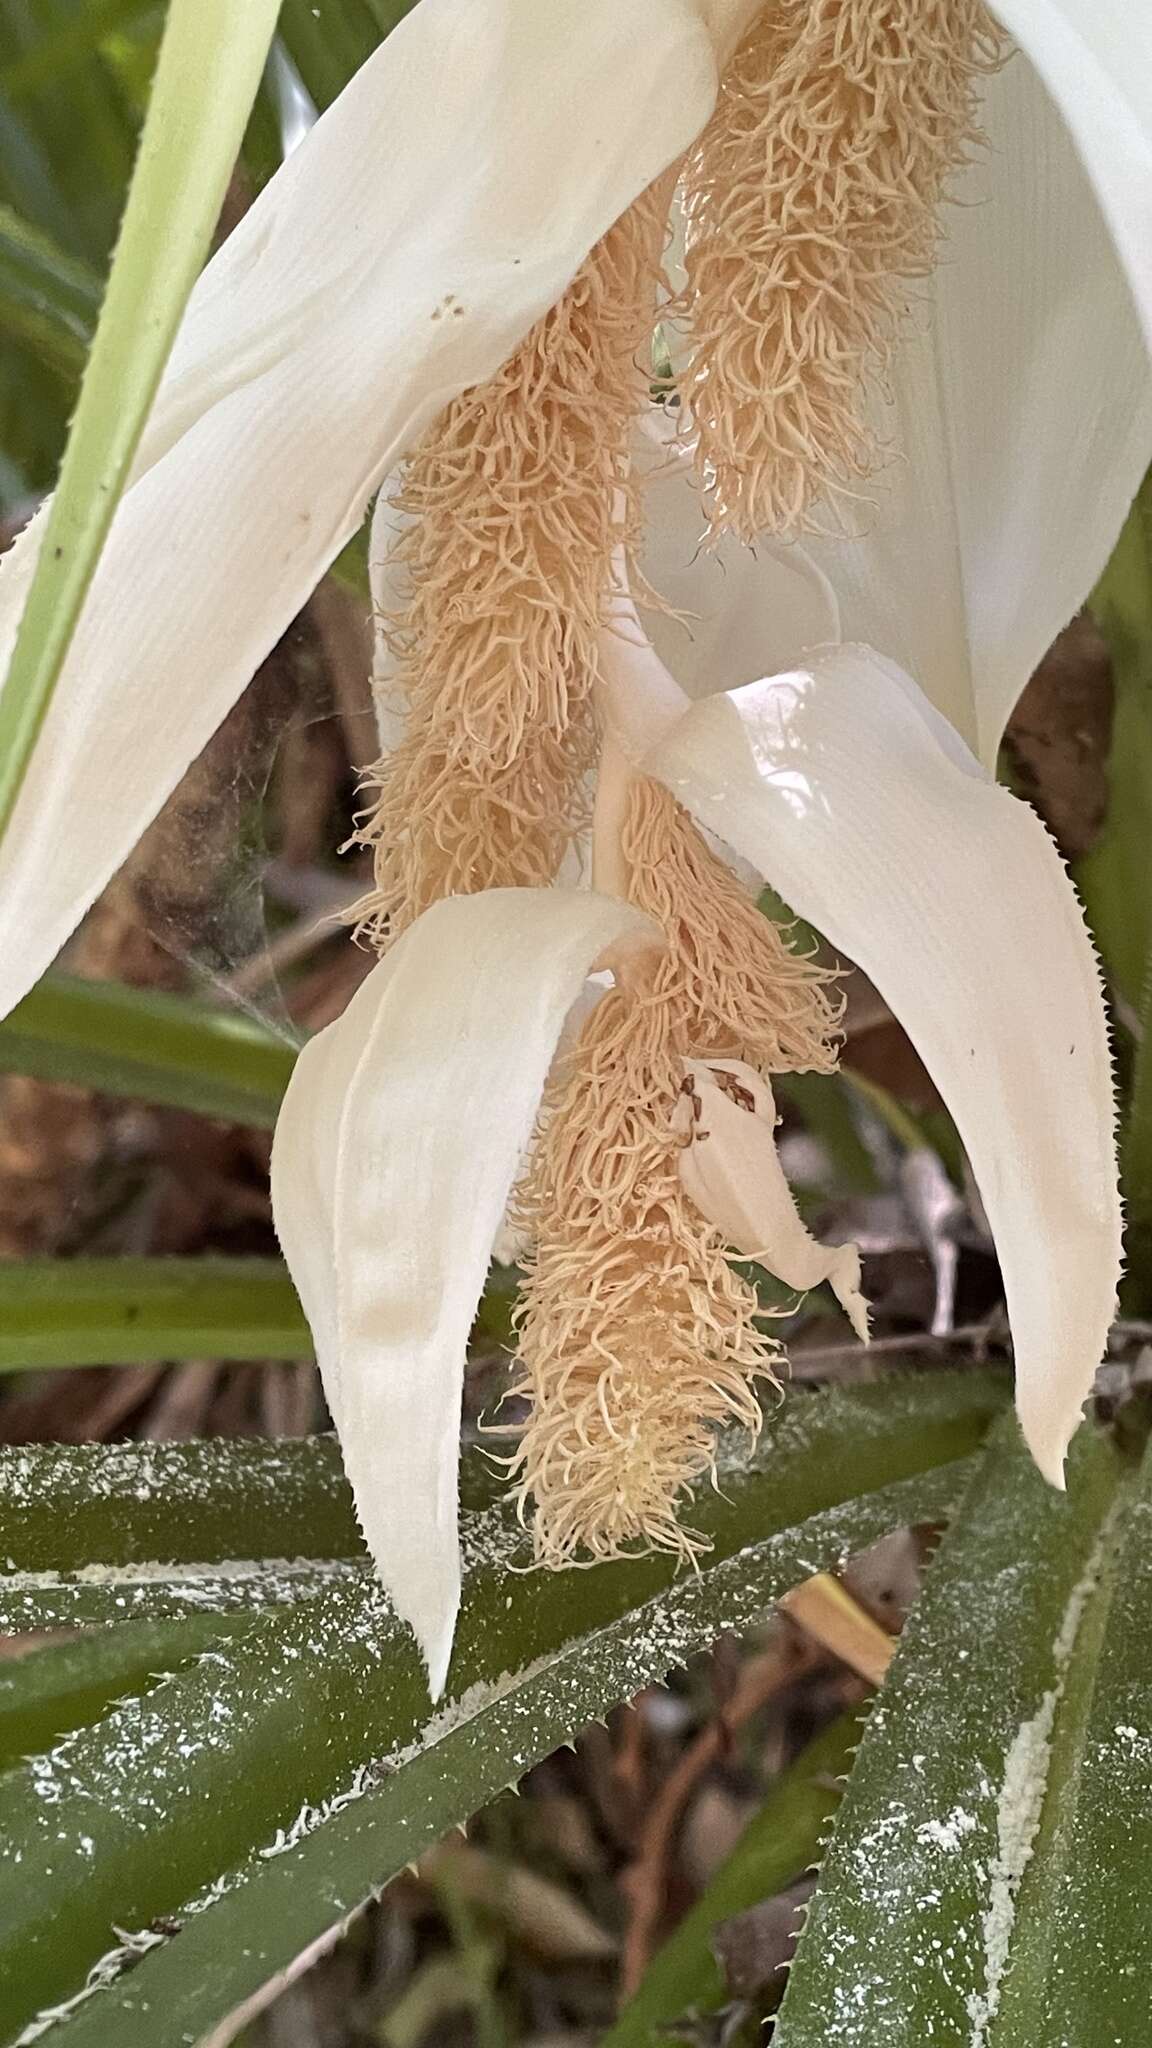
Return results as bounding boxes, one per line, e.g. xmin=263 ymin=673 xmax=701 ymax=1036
xmin=680 ymin=0 xmax=1003 ymax=537
xmin=623 ymin=775 xmax=841 ymax=1071
xmin=510 ymin=778 xmax=840 ymax=1565
xmin=352 ymin=180 xmax=671 ymax=945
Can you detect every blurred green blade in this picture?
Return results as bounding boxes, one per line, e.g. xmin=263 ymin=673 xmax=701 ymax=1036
xmin=1080 ymin=479 xmax=1152 ymax=1019
xmin=0 ymin=0 xmax=282 ymax=842
xmin=277 ymin=0 xmax=380 ymax=109
xmin=0 ymin=1256 xmax=309 ymax=1370
xmin=0 ymin=1372 xmax=1006 ymax=1628
xmin=0 ymin=971 xmax=296 ymax=1121
xmin=1078 ymin=480 xmax=1152 ymax=1304
xmin=775 ymin=1071 xmax=878 ymax=1194
xmin=0 ymin=198 xmax=100 ymax=377
xmin=773 ymin=1419 xmax=1132 ymax=2048
xmin=278 ymin=0 xmax=417 ymax=110
xmin=0 ymin=1374 xmax=1003 ymax=2041
xmin=603 ymin=1709 xmax=865 ymax=2048
xmin=0 ymin=0 xmax=160 ymax=101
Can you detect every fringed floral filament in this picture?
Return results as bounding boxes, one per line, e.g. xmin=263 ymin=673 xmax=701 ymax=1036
xmin=352 ymin=180 xmax=672 ymax=944
xmin=509 ymin=981 xmax=777 ymax=1567
xmin=680 ymin=0 xmax=1004 ymax=536
xmin=621 ymin=774 xmax=841 ymax=1070
xmin=511 ymin=772 xmax=841 ymax=1565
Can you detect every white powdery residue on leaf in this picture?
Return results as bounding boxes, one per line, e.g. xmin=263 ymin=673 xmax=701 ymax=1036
xmin=0 ymin=1554 xmax=365 ymax=1620
xmin=12 ymin=1924 xmax=168 ymax=2046
xmin=257 ymin=1760 xmax=389 ymax=1861
xmin=388 ymin=1651 xmax=577 ymax=1771
xmin=0 ymin=1438 xmax=323 ymax=1509
xmin=916 ymin=1806 xmax=979 ymax=1852
xmin=967 ymin=1511 xmax=1117 ymax=2048
xmin=10 ymin=1757 xmax=399 ymax=2039
xmin=0 ymin=1555 xmax=362 ymax=1589
xmin=456 ymin=1501 xmax=525 ymax=1577
xmin=967 ymin=1688 xmax=1058 ymax=2048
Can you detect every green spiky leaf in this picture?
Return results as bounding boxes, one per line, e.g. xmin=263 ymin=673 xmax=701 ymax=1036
xmin=775 ymin=1414 xmax=1150 ymax=2047
xmin=0 ymin=1372 xmax=1002 ymax=2039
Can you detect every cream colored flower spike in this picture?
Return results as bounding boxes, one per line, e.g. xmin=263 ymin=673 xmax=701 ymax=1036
xmin=270 ymin=888 xmax=659 ymax=1698
xmin=0 ymin=0 xmax=727 ymax=1021
xmin=649 ymin=647 xmax=1120 ymax=1488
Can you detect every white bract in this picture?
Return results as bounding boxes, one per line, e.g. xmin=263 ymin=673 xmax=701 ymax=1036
xmin=673 ymin=1058 xmax=871 ymax=1342
xmin=0 ymin=0 xmax=752 ymax=1016
xmin=0 ymin=0 xmax=1149 ymax=1688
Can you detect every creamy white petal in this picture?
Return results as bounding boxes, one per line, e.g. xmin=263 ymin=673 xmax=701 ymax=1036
xmin=648 ymin=646 xmax=1120 ymax=1485
xmin=804 ymin=49 xmax=1152 ymax=763
xmin=693 ymin=0 xmax=763 ymax=68
xmin=270 ymin=888 xmax=659 ymax=1696
xmin=641 ymin=53 xmax=1152 ymax=765
xmin=675 ymin=1058 xmax=869 ymax=1340
xmin=0 ymin=0 xmax=725 ymax=1019
xmin=990 ymin=0 xmax=1152 ymax=348
xmin=640 ymin=439 xmax=841 ymax=703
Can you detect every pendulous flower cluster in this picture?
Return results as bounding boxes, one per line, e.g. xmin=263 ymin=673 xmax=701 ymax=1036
xmin=352 ymin=0 xmax=996 ymax=1570
xmin=0 ymin=0 xmax=1148 ymax=1691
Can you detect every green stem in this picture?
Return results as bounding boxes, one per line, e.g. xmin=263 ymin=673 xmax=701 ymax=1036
xmin=0 ymin=0 xmax=281 ymax=845
xmin=0 ymin=1257 xmax=310 ymax=1370
xmin=0 ymin=972 xmax=296 ymax=1124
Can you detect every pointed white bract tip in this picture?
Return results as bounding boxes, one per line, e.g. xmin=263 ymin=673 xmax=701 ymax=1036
xmin=272 ymin=889 xmax=658 ymax=1714
xmin=405 ymin=1572 xmax=455 ymax=1703
xmin=828 ymin=1245 xmax=871 ymax=1346
xmin=1017 ymin=1383 xmax=1079 ymax=1491
xmin=416 ymin=1602 xmax=459 ymax=1704
xmin=1021 ymin=1421 xmax=1071 ymax=1494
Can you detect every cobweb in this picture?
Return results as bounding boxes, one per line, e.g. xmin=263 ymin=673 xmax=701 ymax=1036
xmin=111 ymin=597 xmax=376 ymax=1044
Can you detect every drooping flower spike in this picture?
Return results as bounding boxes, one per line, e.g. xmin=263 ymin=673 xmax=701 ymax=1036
xmin=1 ymin=0 xmax=1150 ymax=1690
xmin=0 ymin=0 xmax=756 ymax=1014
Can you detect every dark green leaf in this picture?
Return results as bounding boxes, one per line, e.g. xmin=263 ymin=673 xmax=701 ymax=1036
xmin=988 ymin=1420 xmax=1152 ymax=2047
xmin=0 ymin=1431 xmax=357 ymax=1599
xmin=775 ymin=1073 xmax=878 ymax=1195
xmin=276 ymin=0 xmax=384 ymax=110
xmin=1080 ymin=481 xmax=1152 ymax=1298
xmin=774 ymin=1418 xmax=1132 ymax=2047
xmin=0 ymin=1372 xmax=1002 ymax=2041
xmin=0 ymin=1373 xmax=1006 ymax=1630
xmin=0 ymin=0 xmax=159 ymax=100
xmin=0 ymin=1614 xmax=258 ymax=1767
xmin=0 ymin=0 xmax=282 ymax=845
xmin=277 ymin=0 xmax=418 ymax=110
xmin=0 ymin=198 xmax=100 ymax=379
xmin=1080 ymin=479 xmax=1152 ymax=1020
